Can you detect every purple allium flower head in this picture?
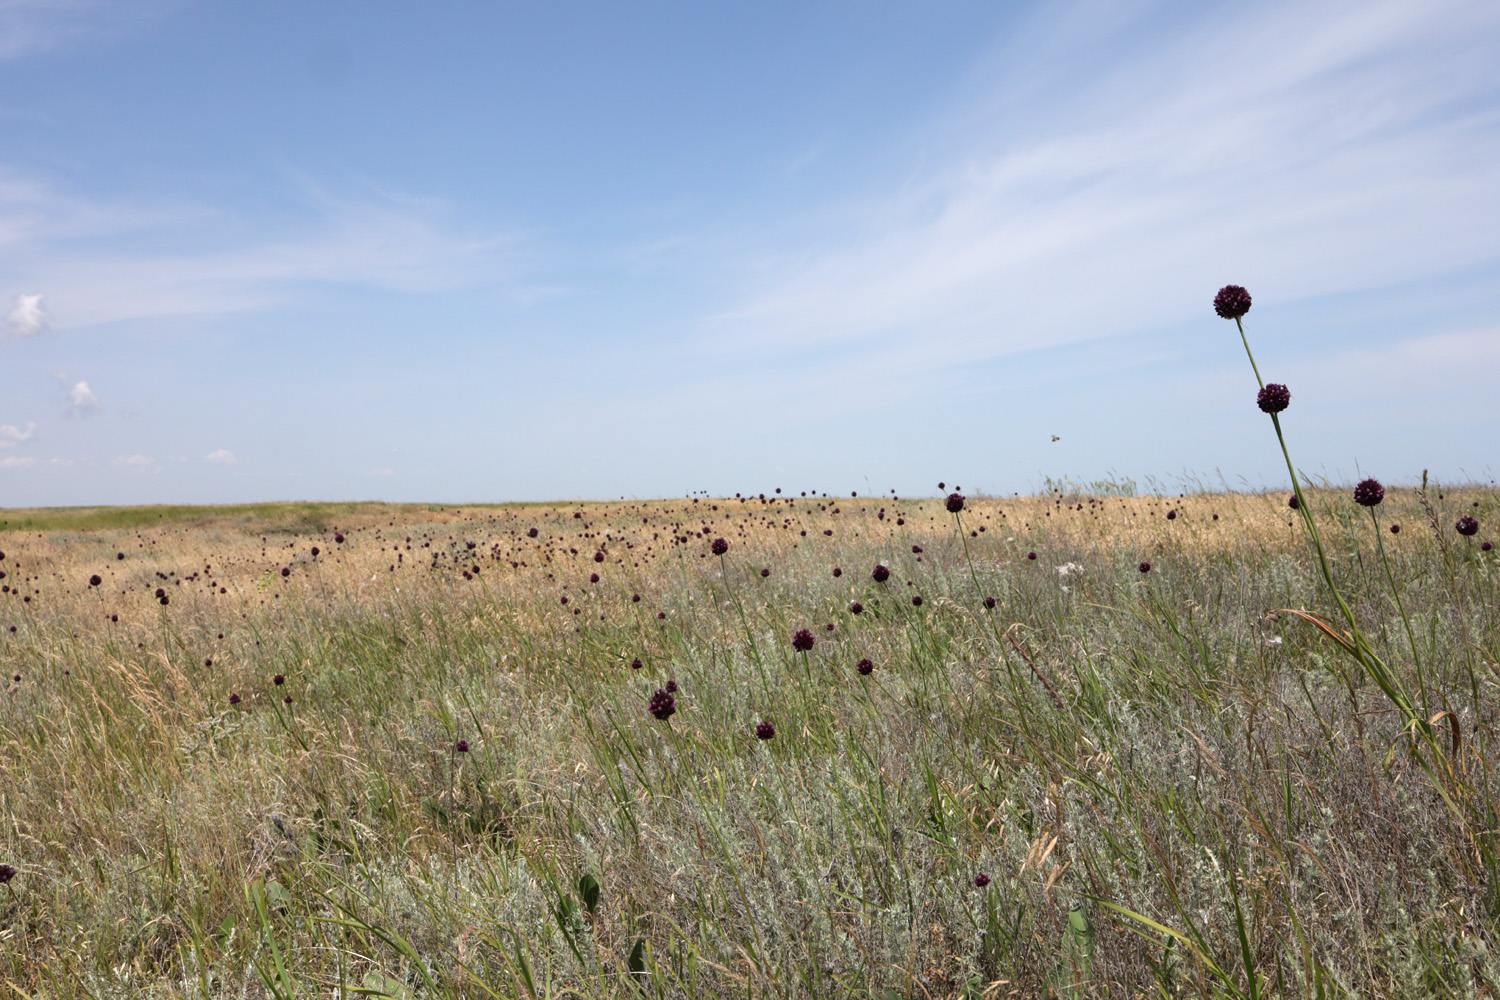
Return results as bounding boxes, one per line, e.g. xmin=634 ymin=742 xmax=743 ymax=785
xmin=1027 ymin=551 xmax=1037 ymax=560
xmin=984 ymin=596 xmax=996 ymax=609
xmin=946 ymin=493 xmax=965 ymax=514
xmin=528 ymin=527 xmax=539 ymax=538
xmin=1166 ymin=509 xmax=1177 ymax=520
xmin=856 ymin=657 xmax=874 ymax=675
xmin=155 ymin=588 xmax=166 ymax=599
xmin=912 ymin=595 xmax=923 ymax=606
xmin=1390 ymin=524 xmax=1400 ymax=534
xmin=0 ymin=863 xmax=15 ymax=884
xmin=665 ymin=678 xmax=678 ymax=693
xmin=711 ymin=537 xmax=729 ymax=555
xmin=1457 ymin=516 xmax=1480 ymax=537
xmin=1353 ymin=478 xmax=1385 ymax=508
xmin=648 ymin=688 xmax=676 ymax=720
xmin=1483 ymin=542 xmax=1493 ymax=552
xmin=761 ymin=568 xmax=770 ymax=577
xmin=280 ymin=567 xmax=291 ymax=578
xmin=832 ymin=567 xmax=842 ymax=577
xmin=850 ymin=601 xmax=864 ymax=614
xmin=1287 ymin=494 xmax=1300 ymax=510
xmin=755 ymin=720 xmax=775 ymax=740
xmin=594 ymin=551 xmax=605 ymax=563
xmin=273 ymin=674 xmax=285 ymax=686
xmin=1257 ymin=383 xmax=1291 ymax=414
xmin=631 ymin=657 xmax=643 ymax=669
xmin=334 ymin=532 xmax=345 ymax=543
xmin=310 ymin=546 xmax=320 ymax=557
xmin=590 ymin=572 xmax=600 ymax=583
xmin=1214 ymin=285 xmax=1252 ymax=320
xmin=455 ymin=739 xmax=470 ymax=753
xmin=283 ymin=695 xmax=293 ymax=704
xmin=973 ymin=872 xmax=991 ymax=888
xmin=911 ymin=545 xmax=922 ymax=554
xmin=89 ymin=574 xmax=102 ymax=586
xmin=872 ymin=563 xmax=891 ymax=582
xmin=792 ymin=628 xmax=816 ymax=652
xmin=657 ymin=611 xmax=666 ymax=619
xmin=1139 ymin=561 xmax=1152 ymax=573
xmin=229 ymin=693 xmax=241 ymax=705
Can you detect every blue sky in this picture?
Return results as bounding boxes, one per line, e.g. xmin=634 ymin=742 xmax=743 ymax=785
xmin=2 ymin=0 xmax=1497 ymax=506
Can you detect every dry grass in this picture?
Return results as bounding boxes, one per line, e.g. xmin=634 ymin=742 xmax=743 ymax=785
xmin=0 ymin=486 xmax=1497 ymax=998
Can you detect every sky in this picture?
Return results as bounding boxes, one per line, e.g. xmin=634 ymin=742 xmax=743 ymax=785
xmin=2 ymin=0 xmax=1497 ymax=506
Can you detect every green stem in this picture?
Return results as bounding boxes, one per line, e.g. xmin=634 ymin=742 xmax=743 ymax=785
xmin=1371 ymin=505 xmax=1426 ymax=709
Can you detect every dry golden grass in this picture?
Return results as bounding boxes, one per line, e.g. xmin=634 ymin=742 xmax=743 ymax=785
xmin=0 ymin=486 xmax=1496 ymax=998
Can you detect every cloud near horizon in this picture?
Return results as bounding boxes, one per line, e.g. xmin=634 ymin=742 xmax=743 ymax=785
xmin=0 ymin=421 xmax=37 ymax=447
xmin=5 ymin=293 xmax=48 ymax=338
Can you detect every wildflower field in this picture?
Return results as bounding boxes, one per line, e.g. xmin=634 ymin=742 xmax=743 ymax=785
xmin=1 ymin=478 xmax=1497 ymax=999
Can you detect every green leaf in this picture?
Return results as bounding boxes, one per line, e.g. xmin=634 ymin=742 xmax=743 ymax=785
xmin=578 ymin=873 xmax=601 ymax=913
xmin=627 ymin=937 xmax=646 ymax=975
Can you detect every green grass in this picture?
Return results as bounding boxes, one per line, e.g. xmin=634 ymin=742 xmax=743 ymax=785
xmin=0 ymin=487 xmax=1496 ymax=998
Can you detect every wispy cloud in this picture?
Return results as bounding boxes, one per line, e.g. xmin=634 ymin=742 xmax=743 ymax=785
xmin=112 ymin=453 xmax=152 ymax=468
xmin=0 ymin=0 xmax=171 ymax=62
xmin=0 ymin=455 xmax=36 ymax=469
xmin=205 ymin=449 xmax=237 ymax=464
xmin=714 ymin=0 xmax=1500 ymax=369
xmin=4 ymin=292 xmax=47 ymax=338
xmin=0 ymin=174 xmax=523 ymax=330
xmin=0 ymin=420 xmax=35 ymax=446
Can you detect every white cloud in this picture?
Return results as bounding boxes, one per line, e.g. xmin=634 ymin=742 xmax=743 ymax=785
xmin=0 ymin=176 xmax=521 ymax=330
xmin=66 ymin=379 xmax=98 ymax=413
xmin=112 ymin=453 xmax=152 ymax=468
xmin=0 ymin=420 xmax=35 ymax=446
xmin=4 ymin=292 xmax=47 ymax=338
xmin=0 ymin=455 xmax=36 ymax=469
xmin=205 ymin=449 xmax=237 ymax=464
xmin=713 ymin=0 xmax=1500 ymax=371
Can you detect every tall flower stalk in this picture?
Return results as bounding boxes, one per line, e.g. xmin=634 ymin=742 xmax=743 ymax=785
xmin=1215 ymin=286 xmax=1431 ymax=741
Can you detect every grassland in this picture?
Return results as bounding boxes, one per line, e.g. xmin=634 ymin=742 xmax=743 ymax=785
xmin=0 ymin=486 xmax=1497 ymax=998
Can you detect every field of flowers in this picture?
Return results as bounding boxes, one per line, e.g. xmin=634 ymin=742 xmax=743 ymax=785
xmin=0 ymin=475 xmax=1495 ymax=998
xmin=0 ymin=290 xmax=1497 ymax=998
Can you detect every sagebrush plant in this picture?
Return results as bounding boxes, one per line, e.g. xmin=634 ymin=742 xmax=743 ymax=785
xmin=0 ymin=475 xmax=1496 ymax=992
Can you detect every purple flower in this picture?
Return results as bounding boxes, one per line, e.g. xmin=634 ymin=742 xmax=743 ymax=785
xmin=832 ymin=567 xmax=842 ymax=577
xmin=283 ymin=695 xmax=293 ymax=705
xmin=1457 ymin=516 xmax=1480 ymax=537
xmin=872 ymin=564 xmax=891 ymax=583
xmin=760 ymin=568 xmax=770 ymax=577
xmin=1483 ymin=542 xmax=1493 ymax=552
xmin=711 ymin=538 xmax=729 ymax=556
xmin=911 ymin=596 xmax=923 ymax=606
xmin=455 ymin=739 xmax=470 ymax=753
xmin=0 ymin=863 xmax=15 ymax=884
xmin=856 ymin=657 xmax=874 ymax=675
xmin=334 ymin=533 xmax=345 ymax=544
xmin=946 ymin=493 xmax=965 ymax=513
xmin=528 ymin=528 xmax=539 ymax=538
xmin=229 ymin=693 xmax=241 ymax=705
xmin=280 ymin=567 xmax=291 ymax=578
xmin=1257 ymin=383 xmax=1291 ymax=414
xmin=1390 ymin=524 xmax=1400 ymax=534
xmin=755 ymin=721 xmax=775 ymax=740
xmin=1139 ymin=561 xmax=1151 ymax=573
xmin=792 ymin=628 xmax=815 ymax=652
xmin=984 ymin=596 xmax=996 ymax=609
xmin=631 ymin=657 xmax=643 ymax=669
xmin=648 ymin=688 xmax=676 ymax=720
xmin=1213 ymin=285 xmax=1252 ymax=320
xmin=88 ymin=574 xmax=102 ymax=587
xmin=911 ymin=545 xmax=922 ymax=554
xmin=973 ymin=872 xmax=991 ymax=888
xmin=1027 ymin=552 xmax=1037 ymax=560
xmin=589 ymin=572 xmax=600 ymax=583
xmin=1287 ymin=494 xmax=1300 ymax=510
xmin=1353 ymin=478 xmax=1385 ymax=508
xmin=849 ymin=601 xmax=864 ymax=614
xmin=273 ymin=674 xmax=285 ymax=686
xmin=665 ymin=678 xmax=678 ymax=693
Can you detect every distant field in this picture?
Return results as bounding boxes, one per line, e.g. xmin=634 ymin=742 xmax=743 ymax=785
xmin=0 ymin=487 xmax=1496 ymax=998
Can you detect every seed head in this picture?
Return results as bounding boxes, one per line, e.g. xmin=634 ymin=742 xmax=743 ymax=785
xmin=1457 ymin=516 xmax=1480 ymax=537
xmin=755 ymin=721 xmax=775 ymax=740
xmin=792 ymin=628 xmax=815 ymax=652
xmin=648 ymin=688 xmax=676 ymax=720
xmin=946 ymin=493 xmax=965 ymax=513
xmin=1353 ymin=478 xmax=1385 ymax=507
xmin=1213 ymin=285 xmax=1252 ymax=319
xmin=1257 ymin=383 xmax=1291 ymax=414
